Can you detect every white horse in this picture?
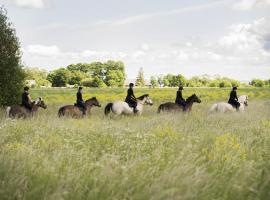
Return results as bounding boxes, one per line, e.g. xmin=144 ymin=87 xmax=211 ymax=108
xmin=209 ymin=95 xmax=248 ymax=113
xmin=104 ymin=94 xmax=153 ymax=116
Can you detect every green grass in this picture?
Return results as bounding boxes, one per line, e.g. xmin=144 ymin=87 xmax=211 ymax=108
xmin=0 ymin=88 xmax=270 ymax=200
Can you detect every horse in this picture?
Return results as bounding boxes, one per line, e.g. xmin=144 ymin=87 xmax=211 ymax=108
xmin=209 ymin=95 xmax=248 ymax=113
xmin=104 ymin=94 xmax=153 ymax=116
xmin=157 ymin=94 xmax=201 ymax=113
xmin=6 ymin=97 xmax=47 ymax=118
xmin=58 ymin=97 xmax=101 ymax=118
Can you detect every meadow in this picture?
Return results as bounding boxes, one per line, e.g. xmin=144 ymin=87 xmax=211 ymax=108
xmin=0 ymin=87 xmax=269 ymax=200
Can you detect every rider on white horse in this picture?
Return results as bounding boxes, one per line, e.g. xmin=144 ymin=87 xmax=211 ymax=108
xmin=228 ymin=86 xmax=240 ymax=111
xmin=125 ymin=83 xmax=138 ymax=113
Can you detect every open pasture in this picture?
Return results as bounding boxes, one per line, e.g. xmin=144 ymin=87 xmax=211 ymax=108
xmin=0 ymin=88 xmax=270 ymax=200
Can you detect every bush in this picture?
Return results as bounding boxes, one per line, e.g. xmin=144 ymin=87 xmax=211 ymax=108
xmin=0 ymin=7 xmax=25 ymax=106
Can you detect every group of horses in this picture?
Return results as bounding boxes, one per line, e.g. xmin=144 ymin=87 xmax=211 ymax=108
xmin=5 ymin=93 xmax=249 ymax=119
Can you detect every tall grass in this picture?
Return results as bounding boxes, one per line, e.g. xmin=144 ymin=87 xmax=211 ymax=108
xmin=0 ymin=88 xmax=269 ymax=199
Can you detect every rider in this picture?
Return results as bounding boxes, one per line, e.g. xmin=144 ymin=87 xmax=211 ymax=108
xmin=125 ymin=83 xmax=138 ymax=113
xmin=228 ymin=86 xmax=240 ymax=111
xmin=175 ymin=85 xmax=186 ymax=110
xmin=76 ymin=86 xmax=86 ymax=115
xmin=21 ymin=86 xmax=32 ymax=111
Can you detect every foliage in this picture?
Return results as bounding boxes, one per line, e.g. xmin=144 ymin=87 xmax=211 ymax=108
xmin=250 ymin=79 xmax=268 ymax=87
xmin=163 ymin=74 xmax=186 ymax=87
xmin=150 ymin=76 xmax=158 ymax=88
xmin=47 ymin=68 xmax=71 ymax=87
xmin=0 ymin=7 xmax=25 ymax=106
xmin=24 ymin=67 xmax=51 ymax=87
xmin=136 ymin=67 xmax=145 ymax=86
xmin=47 ymin=60 xmax=125 ymax=87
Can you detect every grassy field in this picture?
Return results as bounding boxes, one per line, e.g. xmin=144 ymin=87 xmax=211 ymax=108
xmin=0 ymin=88 xmax=270 ymax=200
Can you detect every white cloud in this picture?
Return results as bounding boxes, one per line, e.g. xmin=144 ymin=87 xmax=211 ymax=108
xmin=10 ymin=0 xmax=45 ymax=9
xmin=232 ymin=0 xmax=270 ymax=11
xmin=217 ymin=17 xmax=270 ymax=65
xmin=26 ymin=45 xmax=60 ymax=56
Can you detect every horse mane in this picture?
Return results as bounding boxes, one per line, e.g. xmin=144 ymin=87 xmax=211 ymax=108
xmin=34 ymin=97 xmax=42 ymax=105
xmin=137 ymin=94 xmax=149 ymax=100
xmin=86 ymin=97 xmax=97 ymax=101
xmin=186 ymin=94 xmax=196 ymax=103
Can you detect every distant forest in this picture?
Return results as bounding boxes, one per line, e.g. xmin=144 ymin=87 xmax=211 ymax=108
xmin=23 ymin=61 xmax=270 ymax=88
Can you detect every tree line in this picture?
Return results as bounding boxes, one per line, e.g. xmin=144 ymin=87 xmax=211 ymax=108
xmin=24 ymin=66 xmax=270 ymax=88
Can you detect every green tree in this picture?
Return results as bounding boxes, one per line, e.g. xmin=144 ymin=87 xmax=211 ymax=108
xmin=219 ymin=80 xmax=232 ymax=88
xmin=150 ymin=76 xmax=158 ymax=88
xmin=69 ymin=71 xmax=87 ymax=85
xmin=250 ymin=79 xmax=264 ymax=87
xmin=105 ymin=61 xmax=125 ymax=87
xmin=135 ymin=67 xmax=145 ymax=87
xmin=47 ymin=68 xmax=71 ymax=87
xmin=91 ymin=77 xmax=107 ymax=88
xmin=0 ymin=7 xmax=25 ymax=106
xmin=24 ymin=67 xmax=51 ymax=87
xmin=157 ymin=76 xmax=164 ymax=87
xmin=81 ymin=78 xmax=93 ymax=87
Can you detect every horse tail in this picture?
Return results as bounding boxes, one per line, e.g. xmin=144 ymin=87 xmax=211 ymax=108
xmin=6 ymin=106 xmax=11 ymax=118
xmin=58 ymin=107 xmax=65 ymax=117
xmin=209 ymin=103 xmax=218 ymax=113
xmin=157 ymin=104 xmax=163 ymax=113
xmin=104 ymin=103 xmax=113 ymax=116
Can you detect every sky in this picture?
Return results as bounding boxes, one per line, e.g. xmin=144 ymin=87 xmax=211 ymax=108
xmin=1 ymin=0 xmax=270 ymax=80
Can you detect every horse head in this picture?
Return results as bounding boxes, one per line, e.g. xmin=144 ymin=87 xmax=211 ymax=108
xmin=35 ymin=97 xmax=47 ymax=109
xmin=137 ymin=94 xmax=153 ymax=106
xmin=86 ymin=97 xmax=101 ymax=107
xmin=187 ymin=94 xmax=201 ymax=104
xmin=239 ymin=95 xmax=248 ymax=106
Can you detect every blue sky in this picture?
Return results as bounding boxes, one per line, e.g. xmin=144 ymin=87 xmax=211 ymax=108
xmin=1 ymin=0 xmax=270 ymax=80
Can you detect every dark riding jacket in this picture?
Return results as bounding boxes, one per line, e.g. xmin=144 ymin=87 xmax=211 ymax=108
xmin=175 ymin=90 xmax=186 ymax=105
xmin=228 ymin=90 xmax=240 ymax=108
xmin=125 ymin=88 xmax=137 ymax=108
xmin=77 ymin=91 xmax=84 ymax=102
xmin=229 ymin=91 xmax=238 ymax=101
xmin=76 ymin=91 xmax=86 ymax=111
xmin=21 ymin=91 xmax=32 ymax=110
xmin=125 ymin=88 xmax=136 ymax=102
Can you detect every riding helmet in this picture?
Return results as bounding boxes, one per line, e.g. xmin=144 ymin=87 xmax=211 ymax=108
xmin=233 ymin=86 xmax=237 ymax=90
xmin=24 ymin=86 xmax=29 ymax=91
xmin=129 ymin=83 xmax=134 ymax=87
xmin=78 ymin=86 xmax=83 ymax=90
xmin=179 ymin=86 xmax=184 ymax=90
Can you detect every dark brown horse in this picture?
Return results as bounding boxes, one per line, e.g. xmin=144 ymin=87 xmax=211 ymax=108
xmin=58 ymin=97 xmax=101 ymax=118
xmin=158 ymin=94 xmax=201 ymax=113
xmin=6 ymin=97 xmax=47 ymax=118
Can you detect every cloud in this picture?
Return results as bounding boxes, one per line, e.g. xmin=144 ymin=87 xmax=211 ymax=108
xmin=98 ymin=0 xmax=227 ymax=26
xmin=22 ymin=17 xmax=270 ymax=79
xmin=9 ymin=0 xmax=45 ymax=9
xmin=232 ymin=0 xmax=270 ymax=11
xmin=26 ymin=45 xmax=60 ymax=56
xmin=217 ymin=17 xmax=270 ymax=65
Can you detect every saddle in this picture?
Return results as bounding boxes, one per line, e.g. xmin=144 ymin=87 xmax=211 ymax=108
xmin=74 ymin=103 xmax=84 ymax=111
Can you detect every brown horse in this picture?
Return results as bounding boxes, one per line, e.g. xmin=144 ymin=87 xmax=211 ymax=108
xmin=6 ymin=97 xmax=47 ymax=118
xmin=58 ymin=97 xmax=101 ymax=118
xmin=157 ymin=94 xmax=201 ymax=113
